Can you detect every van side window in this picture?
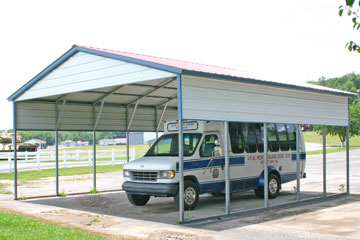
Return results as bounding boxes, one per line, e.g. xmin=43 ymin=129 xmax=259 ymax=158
xmin=254 ymin=123 xmax=264 ymax=153
xmin=200 ymin=134 xmax=218 ymax=157
xmin=267 ymin=123 xmax=279 ymax=152
xmin=276 ymin=123 xmax=290 ymax=151
xmin=241 ymin=123 xmax=257 ymax=153
xmin=229 ymin=122 xmax=244 ymax=154
xmin=286 ymin=124 xmax=297 ymax=150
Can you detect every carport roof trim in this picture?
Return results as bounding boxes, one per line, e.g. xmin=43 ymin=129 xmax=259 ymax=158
xmin=8 ymin=45 xmax=355 ymax=101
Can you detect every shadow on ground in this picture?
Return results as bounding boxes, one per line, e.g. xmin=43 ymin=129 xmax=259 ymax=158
xmin=25 ymin=190 xmax=360 ymax=231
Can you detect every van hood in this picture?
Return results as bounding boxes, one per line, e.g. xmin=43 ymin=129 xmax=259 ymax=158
xmin=123 ymin=156 xmax=178 ymax=171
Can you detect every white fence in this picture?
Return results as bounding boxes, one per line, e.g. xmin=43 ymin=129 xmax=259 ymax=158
xmin=0 ymin=148 xmax=136 ymax=173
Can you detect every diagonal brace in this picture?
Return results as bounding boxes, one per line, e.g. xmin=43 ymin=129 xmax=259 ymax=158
xmin=156 ymin=94 xmax=177 ymax=107
xmin=127 ymin=100 xmax=139 ymax=130
xmin=56 ymin=97 xmax=67 ymax=129
xmin=156 ymin=102 xmax=168 ymax=132
xmin=126 ymin=78 xmax=176 ymax=106
xmin=93 ymin=85 xmax=126 ymax=104
xmin=93 ymin=99 xmax=105 ymax=130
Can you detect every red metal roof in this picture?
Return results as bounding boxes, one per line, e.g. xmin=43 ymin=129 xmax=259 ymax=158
xmin=76 ymin=45 xmax=256 ymax=79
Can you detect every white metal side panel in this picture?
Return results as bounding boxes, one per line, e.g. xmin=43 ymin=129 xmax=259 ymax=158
xmin=182 ymin=76 xmax=349 ymax=126
xmin=16 ymin=102 xmax=56 ymax=130
xmin=17 ymin=52 xmax=176 ymax=101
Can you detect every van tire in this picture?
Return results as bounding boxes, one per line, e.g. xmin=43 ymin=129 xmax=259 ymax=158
xmin=174 ymin=180 xmax=199 ymax=210
xmin=254 ymin=173 xmax=280 ymax=199
xmin=126 ymin=193 xmax=150 ymax=206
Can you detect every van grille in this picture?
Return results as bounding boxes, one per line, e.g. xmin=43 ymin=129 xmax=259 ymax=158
xmin=131 ymin=171 xmax=158 ymax=181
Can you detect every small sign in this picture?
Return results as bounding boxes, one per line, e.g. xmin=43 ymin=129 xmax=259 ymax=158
xmin=167 ymin=121 xmax=198 ymax=132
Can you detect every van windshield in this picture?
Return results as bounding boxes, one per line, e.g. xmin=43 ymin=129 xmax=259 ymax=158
xmin=145 ymin=133 xmax=202 ymax=157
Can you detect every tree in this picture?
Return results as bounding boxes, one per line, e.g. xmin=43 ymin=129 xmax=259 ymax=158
xmin=313 ymin=102 xmax=360 ymax=147
xmin=339 ymin=0 xmax=360 ymax=52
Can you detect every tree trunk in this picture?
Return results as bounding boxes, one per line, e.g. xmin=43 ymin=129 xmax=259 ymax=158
xmin=341 ymin=141 xmax=345 ymax=148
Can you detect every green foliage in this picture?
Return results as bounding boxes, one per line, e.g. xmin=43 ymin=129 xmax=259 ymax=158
xmin=339 ymin=0 xmax=360 ymax=52
xmin=313 ymin=102 xmax=360 ymax=145
xmin=89 ymin=188 xmax=100 ymax=194
xmin=338 ymin=184 xmax=346 ymax=193
xmin=308 ymin=73 xmax=360 ymax=103
xmin=0 ymin=211 xmax=108 ymax=240
xmin=309 ymin=73 xmax=360 ymax=144
xmin=58 ymin=189 xmax=67 ymax=197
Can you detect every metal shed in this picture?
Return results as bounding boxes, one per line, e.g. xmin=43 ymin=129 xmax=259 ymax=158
xmin=8 ymin=45 xmax=354 ymax=223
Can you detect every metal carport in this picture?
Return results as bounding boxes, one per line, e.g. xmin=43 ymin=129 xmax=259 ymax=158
xmin=8 ymin=45 xmax=354 ymax=223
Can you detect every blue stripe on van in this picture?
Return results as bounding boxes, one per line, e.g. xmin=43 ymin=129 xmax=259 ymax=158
xmin=291 ymin=153 xmax=306 ymax=161
xmin=199 ymin=176 xmax=258 ymax=194
xmin=198 ymin=172 xmax=300 ymax=194
xmin=176 ymin=156 xmax=245 ymax=172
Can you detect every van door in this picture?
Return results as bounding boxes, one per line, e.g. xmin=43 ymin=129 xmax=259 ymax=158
xmin=199 ymin=133 xmax=224 ymax=192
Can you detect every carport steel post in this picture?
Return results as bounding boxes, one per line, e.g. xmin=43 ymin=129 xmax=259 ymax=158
xmin=177 ymin=74 xmax=185 ymax=222
xmin=13 ymin=102 xmax=18 ymax=200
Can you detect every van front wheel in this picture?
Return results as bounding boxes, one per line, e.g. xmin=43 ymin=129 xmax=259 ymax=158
xmin=126 ymin=193 xmax=150 ymax=206
xmin=174 ymin=180 xmax=199 ymax=210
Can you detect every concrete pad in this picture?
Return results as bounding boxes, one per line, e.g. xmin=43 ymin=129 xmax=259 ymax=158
xmin=0 ymin=150 xmax=359 ymax=239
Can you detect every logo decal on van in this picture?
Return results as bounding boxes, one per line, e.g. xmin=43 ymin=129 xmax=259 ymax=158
xmin=212 ymin=168 xmax=219 ymax=178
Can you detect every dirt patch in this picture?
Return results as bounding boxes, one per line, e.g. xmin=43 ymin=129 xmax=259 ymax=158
xmin=41 ymin=209 xmax=117 ymax=229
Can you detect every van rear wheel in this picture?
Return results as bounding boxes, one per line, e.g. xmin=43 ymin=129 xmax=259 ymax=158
xmin=254 ymin=173 xmax=280 ymax=199
xmin=126 ymin=193 xmax=150 ymax=206
xmin=174 ymin=180 xmax=199 ymax=210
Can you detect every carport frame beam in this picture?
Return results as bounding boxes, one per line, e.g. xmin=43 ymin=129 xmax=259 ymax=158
xmin=263 ymin=123 xmax=268 ymax=207
xmin=224 ymin=121 xmax=230 ymax=214
xmin=126 ymin=100 xmax=139 ymax=162
xmin=346 ymin=127 xmax=350 ymax=194
xmin=323 ymin=126 xmax=327 ymax=197
xmin=55 ymin=101 xmax=59 ymax=196
xmin=177 ymin=74 xmax=185 ymax=223
xmin=13 ymin=102 xmax=18 ymax=200
xmin=296 ymin=124 xmax=300 ymax=202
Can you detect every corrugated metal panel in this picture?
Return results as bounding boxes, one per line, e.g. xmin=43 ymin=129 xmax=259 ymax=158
xmin=16 ymin=101 xmax=178 ymax=131
xmin=181 ymin=75 xmax=349 ymax=126
xmin=16 ymin=102 xmax=56 ymax=130
xmin=16 ymin=52 xmax=176 ymax=101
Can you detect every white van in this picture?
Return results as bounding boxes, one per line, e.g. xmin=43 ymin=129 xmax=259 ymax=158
xmin=122 ymin=120 xmax=306 ymax=210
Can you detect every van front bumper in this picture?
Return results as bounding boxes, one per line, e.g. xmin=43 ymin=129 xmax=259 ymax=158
xmin=122 ymin=181 xmax=178 ymax=197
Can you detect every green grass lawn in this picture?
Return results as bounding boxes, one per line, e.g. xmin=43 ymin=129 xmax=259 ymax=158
xmin=303 ymin=131 xmax=360 ymax=147
xmin=306 ymin=146 xmax=360 ymax=155
xmin=0 ymin=210 xmax=108 ymax=240
xmin=0 ymin=164 xmax=123 ymax=181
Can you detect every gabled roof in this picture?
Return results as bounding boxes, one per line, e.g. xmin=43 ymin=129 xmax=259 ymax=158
xmin=8 ymin=44 xmax=355 ymax=101
xmin=77 ymin=45 xmax=256 ymax=79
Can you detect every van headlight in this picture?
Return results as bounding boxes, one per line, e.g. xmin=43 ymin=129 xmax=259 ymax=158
xmin=159 ymin=170 xmax=175 ymax=179
xmin=123 ymin=170 xmax=130 ymax=177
